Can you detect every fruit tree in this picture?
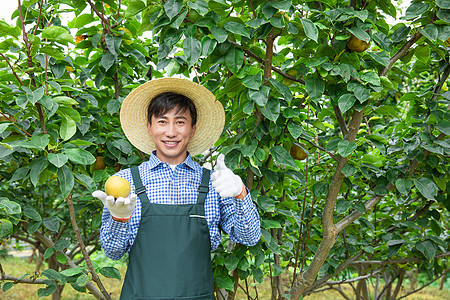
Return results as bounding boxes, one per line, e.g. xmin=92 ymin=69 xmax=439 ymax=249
xmin=0 ymin=0 xmax=449 ymax=299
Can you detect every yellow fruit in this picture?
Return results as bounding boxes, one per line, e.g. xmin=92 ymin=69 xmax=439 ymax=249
xmin=105 ymin=176 xmax=131 ymax=198
xmin=445 ymin=38 xmax=450 ymax=47
xmin=93 ymin=156 xmax=106 ymax=170
xmin=347 ymin=34 xmax=370 ymax=53
xmin=290 ymin=143 xmax=308 ymax=160
xmin=442 ymin=82 xmax=448 ymax=92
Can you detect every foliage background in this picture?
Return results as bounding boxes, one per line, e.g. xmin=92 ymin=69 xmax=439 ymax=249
xmin=0 ymin=0 xmax=449 ymax=299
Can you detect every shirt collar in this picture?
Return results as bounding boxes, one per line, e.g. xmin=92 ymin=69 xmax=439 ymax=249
xmin=148 ymin=151 xmax=196 ymax=171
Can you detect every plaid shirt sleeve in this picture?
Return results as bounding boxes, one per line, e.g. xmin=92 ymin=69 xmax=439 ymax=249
xmin=216 ymin=188 xmax=261 ymax=247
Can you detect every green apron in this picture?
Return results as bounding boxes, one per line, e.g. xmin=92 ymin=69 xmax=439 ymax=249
xmin=119 ymin=166 xmax=214 ymax=300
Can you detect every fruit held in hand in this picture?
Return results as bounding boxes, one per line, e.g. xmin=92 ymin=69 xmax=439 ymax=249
xmin=290 ymin=143 xmax=308 ymax=161
xmin=347 ymin=34 xmax=370 ymax=53
xmin=105 ymin=176 xmax=131 ymax=198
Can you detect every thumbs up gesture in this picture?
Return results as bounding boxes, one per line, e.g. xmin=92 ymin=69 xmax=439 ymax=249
xmin=211 ymin=154 xmax=246 ymax=199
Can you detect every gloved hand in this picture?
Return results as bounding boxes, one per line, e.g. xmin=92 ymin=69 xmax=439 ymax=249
xmin=211 ymin=154 xmax=246 ymax=199
xmin=92 ymin=190 xmax=137 ymax=221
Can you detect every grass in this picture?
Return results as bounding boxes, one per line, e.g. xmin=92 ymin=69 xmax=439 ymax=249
xmin=0 ymin=255 xmax=448 ymax=299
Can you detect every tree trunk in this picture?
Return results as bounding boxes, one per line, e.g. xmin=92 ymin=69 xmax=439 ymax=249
xmin=48 ymin=253 xmax=64 ymax=300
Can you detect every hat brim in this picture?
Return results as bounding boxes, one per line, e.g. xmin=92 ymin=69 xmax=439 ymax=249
xmin=120 ymin=78 xmax=225 ymax=156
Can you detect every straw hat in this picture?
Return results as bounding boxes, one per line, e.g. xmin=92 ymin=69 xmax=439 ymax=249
xmin=120 ymin=78 xmax=225 ymax=156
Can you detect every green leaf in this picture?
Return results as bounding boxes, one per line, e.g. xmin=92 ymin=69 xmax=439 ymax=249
xmin=0 ymin=198 xmax=21 ymax=215
xmin=338 ymin=93 xmax=356 ymax=114
xmin=271 ymin=0 xmax=292 ymax=11
xmin=313 ymin=182 xmax=328 ymax=197
xmin=436 ymin=120 xmax=450 ymax=135
xmin=38 ymin=281 xmax=57 ymax=297
xmin=270 ymin=146 xmax=297 ymax=169
xmin=43 ymin=216 xmax=60 ymax=232
xmin=347 ymin=27 xmax=370 ymax=42
xmin=341 ymin=164 xmax=356 ymax=177
xmin=367 ymin=52 xmax=390 ymax=67
xmin=437 ymin=9 xmax=450 ymax=22
xmin=242 ymin=72 xmax=262 ymax=90
xmin=100 ymin=52 xmax=116 ymax=71
xmin=305 ymin=76 xmax=325 ymax=102
xmin=2 ymin=282 xmax=14 ymax=292
xmin=54 ymin=239 xmax=71 ymax=251
xmin=64 ymin=148 xmax=96 ymax=165
xmin=57 ymin=165 xmax=74 ymax=199
xmin=361 ymin=71 xmax=381 ymax=86
xmin=74 ymin=174 xmax=96 ymax=192
xmin=183 ymin=37 xmax=202 ymax=67
xmin=57 ymin=253 xmax=68 ymax=264
xmin=60 ymin=268 xmax=83 ymax=277
xmin=53 ymin=96 xmax=78 ymax=106
xmin=287 ymin=122 xmax=303 ymax=139
xmin=300 ymin=19 xmax=318 ymax=42
xmin=76 ymin=274 xmax=90 ymax=286
xmin=43 ymin=247 xmax=56 ymax=260
xmin=415 ymin=240 xmax=436 ymax=261
xmin=41 ymin=46 xmax=65 ymax=60
xmin=23 ymin=207 xmax=42 ymax=222
xmin=418 ymin=24 xmax=438 ymax=41
xmin=405 ymin=2 xmax=430 ymax=20
xmin=247 ymin=85 xmax=270 ymax=106
xmin=42 ymin=26 xmax=74 ymax=45
xmin=337 ymin=140 xmax=357 ymax=157
xmin=42 ymin=269 xmax=63 ymax=283
xmin=225 ymin=47 xmax=244 ymax=74
xmin=395 ymin=178 xmax=413 ymax=195
xmin=99 ymin=267 xmax=121 ymax=280
xmin=30 ymin=156 xmax=48 ymax=186
xmin=269 ymin=79 xmax=292 ymax=103
xmin=48 ymin=153 xmax=68 ymax=168
xmin=241 ymin=140 xmax=258 ymax=157
xmin=107 ymin=99 xmax=120 ymax=115
xmin=414 ymin=177 xmax=438 ymax=200
xmin=224 ymin=21 xmax=250 ymax=38
xmin=391 ymin=26 xmax=411 ymax=43
xmin=0 ymin=219 xmax=13 ymax=238
xmin=215 ymin=274 xmax=234 ymax=291
xmin=60 ymin=116 xmax=77 ymax=141
xmin=210 ymin=26 xmax=228 ymax=43
xmin=336 ymin=200 xmax=352 ymax=214
xmin=225 ymin=255 xmax=239 ymax=271
xmin=188 ymin=0 xmax=209 ymax=16
xmin=437 ymin=0 xmax=450 ymax=9
xmin=165 ymin=0 xmax=183 ymax=20
xmin=260 ymin=98 xmax=280 ymax=122
xmin=68 ymin=13 xmax=95 ymax=28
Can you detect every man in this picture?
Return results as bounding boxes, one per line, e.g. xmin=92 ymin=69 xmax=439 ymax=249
xmin=92 ymin=78 xmax=261 ymax=299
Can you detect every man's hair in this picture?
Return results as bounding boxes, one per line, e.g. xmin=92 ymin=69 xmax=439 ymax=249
xmin=147 ymin=92 xmax=197 ymax=125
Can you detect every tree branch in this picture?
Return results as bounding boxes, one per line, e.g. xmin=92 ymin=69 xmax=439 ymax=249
xmin=333 ymin=105 xmax=348 ymax=139
xmin=380 ymin=32 xmax=422 ymax=76
xmin=229 ymin=40 xmax=306 ymax=85
xmin=0 ymin=53 xmax=23 ymax=85
xmin=66 ymin=195 xmax=111 ymax=300
xmin=350 ymin=251 xmax=450 ymax=266
xmin=32 ymin=230 xmax=106 ymax=299
xmin=396 ymin=270 xmax=448 ymax=300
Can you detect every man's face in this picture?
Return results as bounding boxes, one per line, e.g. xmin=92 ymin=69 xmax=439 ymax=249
xmin=147 ymin=107 xmax=196 ymax=165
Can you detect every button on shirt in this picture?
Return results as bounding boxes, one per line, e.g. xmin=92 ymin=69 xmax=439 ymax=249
xmin=100 ymin=152 xmax=261 ymax=260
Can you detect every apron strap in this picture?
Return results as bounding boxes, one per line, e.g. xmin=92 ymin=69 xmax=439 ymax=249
xmin=197 ymin=168 xmax=210 ymax=205
xmin=131 ymin=166 xmax=149 ymax=206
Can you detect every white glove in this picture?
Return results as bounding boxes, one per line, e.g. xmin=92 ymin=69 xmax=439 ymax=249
xmin=92 ymin=190 xmax=136 ymax=220
xmin=211 ymin=154 xmax=245 ymax=198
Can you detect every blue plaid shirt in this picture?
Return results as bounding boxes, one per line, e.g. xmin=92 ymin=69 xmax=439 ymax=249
xmin=100 ymin=152 xmax=261 ymax=260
